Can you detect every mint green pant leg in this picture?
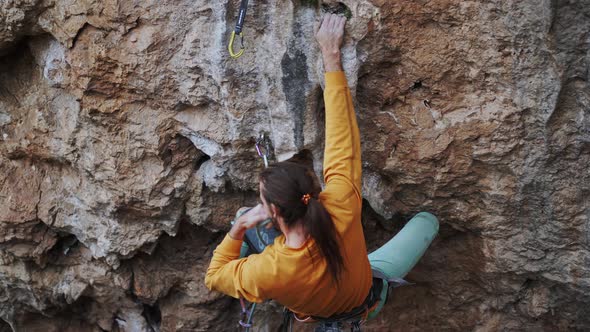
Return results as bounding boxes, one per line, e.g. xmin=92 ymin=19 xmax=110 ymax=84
xmin=367 ymin=212 xmax=439 ymax=319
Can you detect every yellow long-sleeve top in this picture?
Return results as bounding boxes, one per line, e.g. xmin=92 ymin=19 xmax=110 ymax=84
xmin=205 ymin=71 xmax=372 ymax=318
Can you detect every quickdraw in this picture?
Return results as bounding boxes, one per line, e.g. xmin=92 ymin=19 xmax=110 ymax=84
xmin=239 ymin=298 xmax=257 ymax=331
xmin=235 ymin=132 xmax=275 ymax=331
xmin=228 ymin=0 xmax=249 ymax=58
xmin=254 ymin=132 xmax=275 ymax=233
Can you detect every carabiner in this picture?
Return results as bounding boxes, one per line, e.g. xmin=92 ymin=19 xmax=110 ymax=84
xmin=228 ymin=31 xmax=245 ymax=58
xmin=255 ymin=133 xmax=272 ymax=168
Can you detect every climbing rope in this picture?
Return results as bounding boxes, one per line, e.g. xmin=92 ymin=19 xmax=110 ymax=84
xmin=228 ymin=0 xmax=249 ymax=58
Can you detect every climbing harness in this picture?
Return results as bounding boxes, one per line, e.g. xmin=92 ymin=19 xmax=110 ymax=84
xmin=280 ymin=275 xmax=380 ymax=332
xmin=280 ymin=269 xmax=414 ymax=332
xmin=228 ymin=0 xmax=249 ymax=58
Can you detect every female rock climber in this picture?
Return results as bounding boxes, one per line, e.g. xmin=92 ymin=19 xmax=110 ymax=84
xmin=205 ymin=13 xmax=439 ymax=331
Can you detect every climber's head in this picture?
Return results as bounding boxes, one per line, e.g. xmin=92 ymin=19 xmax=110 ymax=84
xmin=259 ymin=161 xmax=344 ymax=282
xmin=259 ymin=162 xmax=316 ymax=227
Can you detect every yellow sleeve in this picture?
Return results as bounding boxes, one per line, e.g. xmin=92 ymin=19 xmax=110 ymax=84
xmin=204 ymin=234 xmax=277 ymax=303
xmin=322 ymin=71 xmax=362 ymax=212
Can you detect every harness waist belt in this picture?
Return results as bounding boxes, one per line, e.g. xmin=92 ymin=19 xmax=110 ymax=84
xmin=308 ymin=276 xmax=383 ymax=323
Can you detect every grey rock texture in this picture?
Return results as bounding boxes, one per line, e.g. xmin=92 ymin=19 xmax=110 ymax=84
xmin=0 ymin=0 xmax=589 ymax=331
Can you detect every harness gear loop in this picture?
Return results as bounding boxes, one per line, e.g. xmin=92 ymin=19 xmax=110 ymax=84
xmin=356 ymin=318 xmax=366 ymax=329
xmin=228 ymin=0 xmax=249 ymax=58
xmin=281 ymin=307 xmax=295 ymax=332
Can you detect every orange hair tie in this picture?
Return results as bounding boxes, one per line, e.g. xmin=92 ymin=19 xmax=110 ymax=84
xmin=301 ymin=193 xmax=311 ymax=205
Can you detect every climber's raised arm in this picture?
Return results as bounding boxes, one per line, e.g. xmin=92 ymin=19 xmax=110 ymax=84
xmin=316 ymin=14 xmax=362 ymax=210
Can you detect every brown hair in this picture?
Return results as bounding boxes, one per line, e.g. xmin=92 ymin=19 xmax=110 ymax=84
xmin=260 ymin=161 xmax=344 ymax=283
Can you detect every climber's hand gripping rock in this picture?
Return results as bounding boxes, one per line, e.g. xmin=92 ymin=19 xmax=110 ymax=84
xmin=315 ymin=13 xmax=346 ymax=72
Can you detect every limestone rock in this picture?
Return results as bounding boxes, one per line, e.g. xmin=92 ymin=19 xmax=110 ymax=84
xmin=0 ymin=0 xmax=589 ymax=331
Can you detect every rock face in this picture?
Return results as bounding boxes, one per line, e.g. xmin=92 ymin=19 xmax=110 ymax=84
xmin=0 ymin=0 xmax=588 ymax=331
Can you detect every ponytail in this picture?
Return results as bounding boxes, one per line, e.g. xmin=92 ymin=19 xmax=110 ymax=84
xmin=260 ymin=161 xmax=345 ymax=284
xmin=304 ymin=197 xmax=345 ymax=284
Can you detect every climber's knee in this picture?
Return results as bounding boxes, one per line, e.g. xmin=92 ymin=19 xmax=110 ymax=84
xmin=412 ymin=212 xmax=439 ymax=232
